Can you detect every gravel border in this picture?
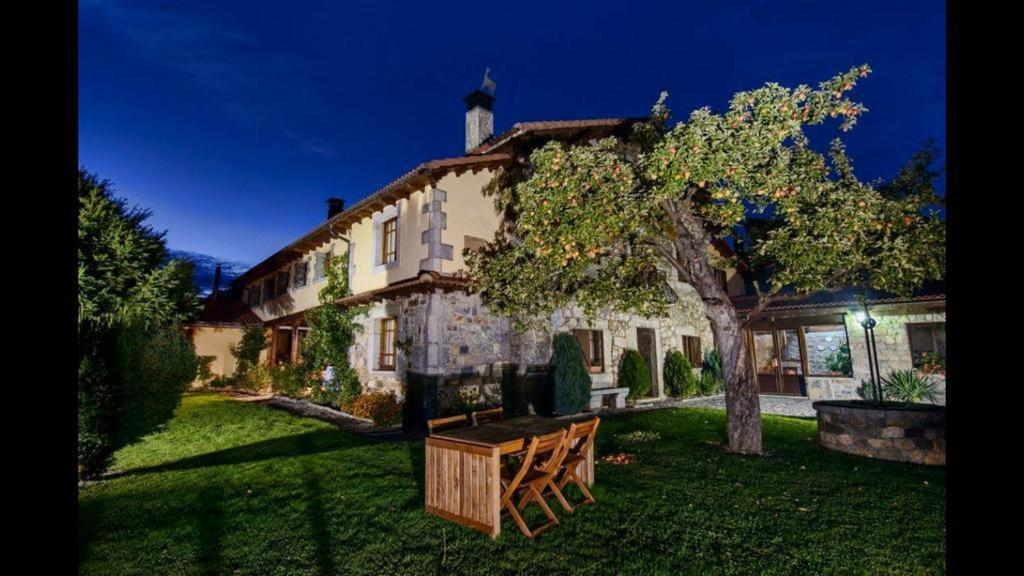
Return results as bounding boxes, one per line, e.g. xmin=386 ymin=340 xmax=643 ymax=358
xmin=224 ymin=390 xmax=405 ymax=437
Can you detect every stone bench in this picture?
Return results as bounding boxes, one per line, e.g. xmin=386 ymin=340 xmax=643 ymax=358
xmin=589 ymin=387 xmax=630 ymax=410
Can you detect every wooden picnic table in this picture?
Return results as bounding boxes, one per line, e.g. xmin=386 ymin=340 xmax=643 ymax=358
xmin=424 ymin=415 xmax=595 ymax=538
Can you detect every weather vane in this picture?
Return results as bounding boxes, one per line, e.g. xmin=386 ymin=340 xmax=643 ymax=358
xmin=481 ymin=67 xmax=496 ymax=95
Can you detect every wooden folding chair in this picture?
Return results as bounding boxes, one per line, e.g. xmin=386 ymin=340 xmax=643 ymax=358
xmin=427 ymin=413 xmax=469 ymax=434
xmin=499 ymin=430 xmax=569 ymax=538
xmin=555 ymin=417 xmax=600 ymax=511
xmin=471 ymin=406 xmax=503 ymax=426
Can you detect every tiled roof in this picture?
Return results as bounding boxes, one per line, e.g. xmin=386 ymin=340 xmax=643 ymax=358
xmin=466 ymin=117 xmax=645 ymax=155
xmin=731 ymin=282 xmax=946 ymax=314
xmin=231 ymin=153 xmax=511 ymax=287
xmin=188 ymin=291 xmax=262 ymax=327
xmin=335 ymin=271 xmax=471 ymax=307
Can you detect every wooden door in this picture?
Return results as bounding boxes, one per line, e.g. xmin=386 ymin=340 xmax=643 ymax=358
xmin=636 ymin=328 xmax=658 ymax=397
xmin=751 ymin=329 xmax=806 ymax=395
xmin=752 ymin=330 xmax=779 ymax=393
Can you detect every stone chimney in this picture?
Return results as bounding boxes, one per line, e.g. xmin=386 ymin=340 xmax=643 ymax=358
xmin=327 ymin=197 xmax=345 ymax=219
xmin=463 ymin=88 xmax=495 ymax=153
xmin=211 ymin=263 xmax=222 ymax=300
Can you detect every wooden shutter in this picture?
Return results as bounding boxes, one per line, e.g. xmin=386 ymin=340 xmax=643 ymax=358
xmin=572 ymin=329 xmax=592 ymax=367
xmin=314 ymin=252 xmax=324 ymax=280
xmin=591 ymin=330 xmax=604 ymax=369
xmin=682 ymin=335 xmax=701 ymax=365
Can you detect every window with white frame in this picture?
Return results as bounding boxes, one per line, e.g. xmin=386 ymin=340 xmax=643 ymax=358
xmin=373 ymin=205 xmax=400 ymax=270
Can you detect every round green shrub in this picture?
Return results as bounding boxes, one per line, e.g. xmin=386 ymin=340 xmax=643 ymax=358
xmin=114 ymin=324 xmax=197 ymax=446
xmin=550 ymin=332 xmax=592 ymax=414
xmin=698 ymin=369 xmax=722 ymax=395
xmin=619 ymin=349 xmax=651 ymax=400
xmin=663 ymin=350 xmax=696 ymax=397
xmin=271 ymin=363 xmax=315 ymax=398
xmin=236 ymin=363 xmax=273 ymax=392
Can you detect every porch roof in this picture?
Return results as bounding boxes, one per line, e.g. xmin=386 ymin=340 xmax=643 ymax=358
xmin=335 ymin=271 xmax=471 ymax=307
xmin=731 ymin=281 xmax=946 ymax=315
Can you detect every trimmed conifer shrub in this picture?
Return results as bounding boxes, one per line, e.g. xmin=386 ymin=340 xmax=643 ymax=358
xmin=619 ymin=349 xmax=651 ymax=400
xmin=550 ymin=332 xmax=592 ymax=414
xmin=664 ymin=350 xmax=696 ymax=397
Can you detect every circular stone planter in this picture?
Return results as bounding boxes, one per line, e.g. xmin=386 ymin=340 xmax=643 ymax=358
xmin=812 ymin=400 xmax=945 ymax=465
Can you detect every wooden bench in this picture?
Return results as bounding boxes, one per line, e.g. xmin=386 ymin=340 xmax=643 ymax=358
xmin=589 ymin=387 xmax=629 ymax=410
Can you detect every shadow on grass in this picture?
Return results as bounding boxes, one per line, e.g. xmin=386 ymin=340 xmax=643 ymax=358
xmin=196 ymin=484 xmax=225 ymax=575
xmin=406 ymin=440 xmax=426 ymax=510
xmin=298 ymin=434 xmax=335 ymax=576
xmin=108 ymin=429 xmax=384 ymax=479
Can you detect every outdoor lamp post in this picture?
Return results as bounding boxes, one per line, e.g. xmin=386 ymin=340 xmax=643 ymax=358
xmin=856 ymin=296 xmax=883 ymax=404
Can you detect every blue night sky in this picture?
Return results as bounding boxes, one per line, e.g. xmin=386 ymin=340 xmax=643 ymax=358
xmin=79 ymin=0 xmax=945 ymax=266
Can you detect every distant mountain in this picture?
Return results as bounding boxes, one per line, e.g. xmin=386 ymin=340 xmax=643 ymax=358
xmin=168 ymin=249 xmax=251 ymax=295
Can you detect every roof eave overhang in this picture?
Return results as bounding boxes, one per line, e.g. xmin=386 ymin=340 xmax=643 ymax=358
xmin=232 ymin=155 xmax=511 ymax=287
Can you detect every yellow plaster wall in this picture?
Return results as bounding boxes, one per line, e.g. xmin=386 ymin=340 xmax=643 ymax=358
xmin=436 ymin=168 xmax=500 ymax=274
xmin=246 ymin=188 xmax=431 ymax=322
xmin=190 ymin=325 xmax=244 ymax=381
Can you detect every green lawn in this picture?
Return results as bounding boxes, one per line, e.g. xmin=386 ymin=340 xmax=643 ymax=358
xmin=79 ymin=393 xmax=945 ymax=575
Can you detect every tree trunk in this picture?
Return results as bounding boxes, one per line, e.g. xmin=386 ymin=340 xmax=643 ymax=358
xmin=704 ymin=300 xmax=762 ymax=454
xmin=660 ymin=200 xmax=762 ymax=454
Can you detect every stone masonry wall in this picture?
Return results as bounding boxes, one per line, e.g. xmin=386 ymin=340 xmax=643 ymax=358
xmin=815 ymin=401 xmax=945 ymax=465
xmin=511 ymin=268 xmax=715 ymax=397
xmin=843 ymin=306 xmax=946 ymax=405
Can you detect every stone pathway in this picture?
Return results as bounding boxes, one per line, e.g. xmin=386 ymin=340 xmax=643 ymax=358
xmin=673 ymin=393 xmax=817 ymax=418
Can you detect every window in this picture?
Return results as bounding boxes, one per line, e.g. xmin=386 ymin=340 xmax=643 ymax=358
xmin=293 ymin=260 xmax=308 ymax=289
xmin=262 ymin=277 xmax=274 ymax=301
xmin=907 ymin=322 xmax=945 ymax=369
xmin=296 ymin=328 xmax=309 ymax=361
xmin=803 ymin=324 xmax=851 ymax=376
xmin=249 ymin=284 xmax=261 ymax=307
xmin=381 ymin=217 xmax=398 ymax=264
xmin=276 ymin=269 xmax=290 ymax=296
xmin=314 ymin=249 xmax=332 ymax=282
xmin=464 ymin=235 xmax=488 ymax=255
xmin=681 ymin=335 xmax=701 ymax=366
xmin=572 ymin=329 xmax=605 ymax=373
xmin=274 ymin=328 xmax=293 ymax=364
xmin=377 ymin=317 xmax=397 ymax=371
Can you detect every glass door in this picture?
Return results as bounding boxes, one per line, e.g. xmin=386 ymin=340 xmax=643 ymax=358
xmin=777 ymin=329 xmax=805 ymax=395
xmin=751 ymin=328 xmax=806 ymax=395
xmin=752 ymin=330 xmax=779 ymax=394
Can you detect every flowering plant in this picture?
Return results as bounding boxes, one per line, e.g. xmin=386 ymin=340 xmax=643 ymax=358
xmin=917 ymin=351 xmax=945 ymax=375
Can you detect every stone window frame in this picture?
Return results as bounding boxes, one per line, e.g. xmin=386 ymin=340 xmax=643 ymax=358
xmin=372 ymin=204 xmax=401 ymax=274
xmin=313 ymin=245 xmax=334 ymax=284
xmin=377 ymin=316 xmax=398 ymax=371
xmin=572 ymin=329 xmax=605 ymax=373
xmin=906 ymin=322 xmax=946 ymax=368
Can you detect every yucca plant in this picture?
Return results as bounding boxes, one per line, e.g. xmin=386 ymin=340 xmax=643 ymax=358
xmin=880 ymin=369 xmax=939 ymax=403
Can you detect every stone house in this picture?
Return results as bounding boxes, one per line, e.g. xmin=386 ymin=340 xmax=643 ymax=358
xmin=186 ymin=83 xmax=946 ymax=412
xmin=734 ymin=283 xmax=946 ymax=404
